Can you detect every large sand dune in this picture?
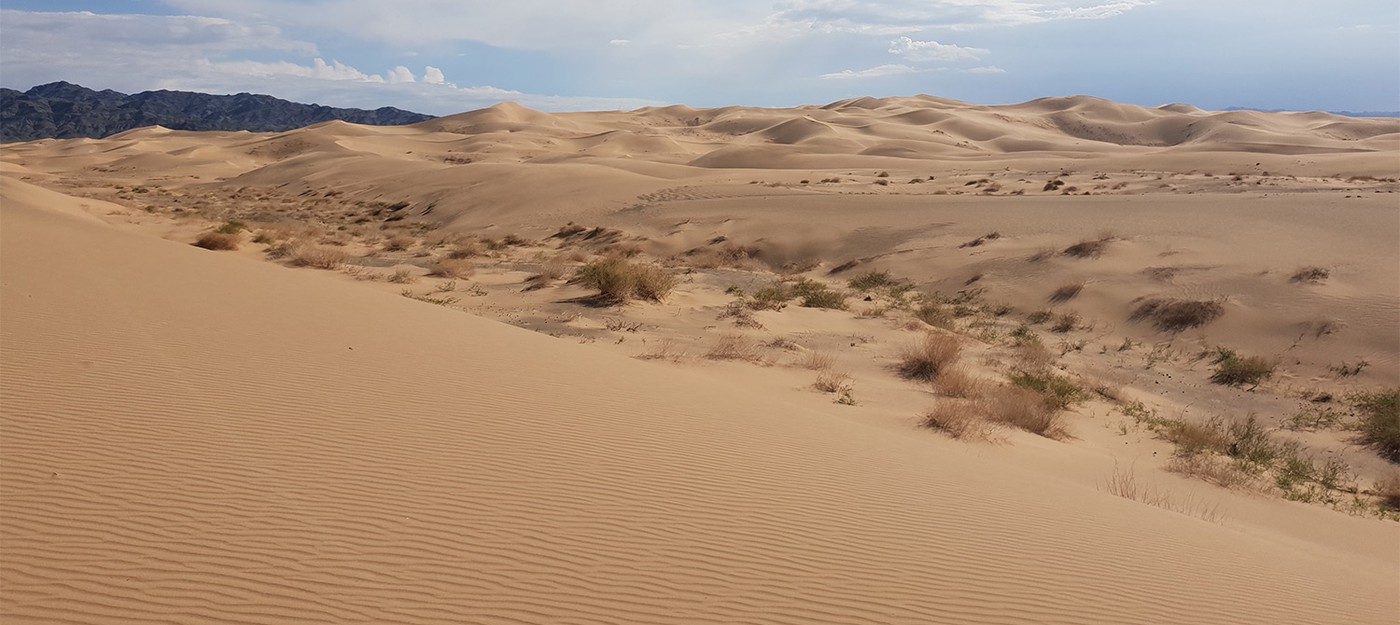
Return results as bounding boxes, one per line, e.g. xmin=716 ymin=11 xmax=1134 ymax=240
xmin=3 ymin=95 xmax=1398 ymax=623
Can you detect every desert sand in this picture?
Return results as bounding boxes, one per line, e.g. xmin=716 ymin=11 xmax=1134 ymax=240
xmin=2 ymin=95 xmax=1398 ymax=623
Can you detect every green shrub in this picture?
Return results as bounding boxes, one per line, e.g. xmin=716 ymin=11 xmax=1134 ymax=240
xmin=847 ymin=270 xmax=898 ymax=291
xmin=1352 ymin=388 xmax=1400 ymax=462
xmin=1008 ymin=371 xmax=1087 ymax=411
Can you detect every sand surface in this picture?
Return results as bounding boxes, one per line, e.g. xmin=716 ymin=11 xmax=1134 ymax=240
xmin=3 ymin=95 xmax=1399 ymax=623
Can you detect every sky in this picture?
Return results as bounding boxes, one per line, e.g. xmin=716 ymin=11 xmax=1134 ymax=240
xmin=1 ymin=1 xmax=1397 ymax=115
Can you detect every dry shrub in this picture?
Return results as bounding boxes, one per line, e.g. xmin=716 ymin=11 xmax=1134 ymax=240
xmin=1130 ymin=298 xmax=1225 ymax=332
xmin=814 ymin=370 xmax=853 ymax=393
xmin=898 ymin=332 xmax=961 ymax=381
xmin=798 ymin=350 xmax=835 ymax=371
xmin=717 ymin=301 xmax=764 ymax=329
xmin=431 ymin=258 xmax=476 ymax=279
xmin=524 ymin=258 xmax=568 ymax=290
xmin=1375 ymin=473 xmax=1400 ymax=512
xmin=289 ymin=244 xmax=347 ymax=269
xmin=981 ymin=387 xmax=1067 ymax=439
xmin=915 ymin=302 xmax=954 ymax=330
xmin=1210 ymin=350 xmax=1276 ymax=388
xmin=193 ymin=231 xmax=240 ymax=251
xmin=387 ymin=267 xmax=417 ymax=284
xmin=1289 ymin=267 xmax=1330 ymax=284
xmin=1352 ymin=388 xmax=1400 ymax=462
xmin=384 ymin=235 xmax=415 ymax=251
xmin=637 ymin=339 xmax=686 ymax=362
xmin=1048 ymin=282 xmax=1083 ymax=303
xmin=1050 ymin=312 xmax=1081 ymax=333
xmin=1063 ymin=236 xmax=1113 ymax=258
xmin=705 ymin=333 xmax=762 ymax=362
xmin=922 ymin=402 xmax=1002 ymax=441
xmin=575 ymin=257 xmax=675 ymax=303
xmin=934 ymin=366 xmax=986 ymax=399
xmin=1104 ymin=463 xmax=1222 ymax=522
xmin=1013 ymin=341 xmax=1054 ymax=372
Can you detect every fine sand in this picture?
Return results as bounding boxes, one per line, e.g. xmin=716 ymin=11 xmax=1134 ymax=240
xmin=3 ymin=95 xmax=1398 ymax=623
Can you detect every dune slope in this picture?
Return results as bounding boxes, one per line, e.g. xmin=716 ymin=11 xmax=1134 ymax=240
xmin=2 ymin=183 xmax=1396 ymax=623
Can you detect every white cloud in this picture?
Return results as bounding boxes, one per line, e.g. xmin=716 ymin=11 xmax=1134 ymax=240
xmin=423 ymin=66 xmax=446 ymax=85
xmin=963 ymin=65 xmax=1007 ymax=74
xmin=610 ymin=39 xmax=631 ymax=46
xmin=387 ymin=65 xmax=416 ymax=83
xmin=820 ymin=64 xmax=919 ymax=80
xmin=888 ymin=36 xmax=989 ymax=62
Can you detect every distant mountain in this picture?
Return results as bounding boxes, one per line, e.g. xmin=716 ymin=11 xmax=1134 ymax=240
xmin=1223 ymin=106 xmax=1400 ymax=118
xmin=0 ymin=82 xmax=436 ymax=143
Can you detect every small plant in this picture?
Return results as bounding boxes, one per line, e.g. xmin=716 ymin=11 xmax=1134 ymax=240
xmin=1130 ymin=298 xmax=1225 ymax=332
xmin=1289 ymin=267 xmax=1330 ymax=284
xmin=1050 ymin=312 xmax=1080 ymax=333
xmin=1026 ymin=309 xmax=1053 ymax=325
xmin=1009 ymin=324 xmax=1039 ymax=344
xmin=1008 ymin=370 xmax=1087 ymax=412
xmin=193 ymin=231 xmax=240 ymax=251
xmin=1210 ymin=351 xmax=1276 ymax=388
xmin=575 ymin=257 xmax=675 ymax=303
xmin=400 ymin=289 xmax=460 ymax=306
xmin=981 ymin=387 xmax=1066 ymax=438
xmin=915 ymin=302 xmax=954 ymax=330
xmin=387 ymin=267 xmax=418 ymax=284
xmin=1063 ymin=235 xmax=1113 ymax=258
xmin=384 ymin=235 xmax=415 ymax=251
xmin=934 ymin=367 xmax=985 ymax=399
xmin=798 ymin=350 xmax=835 ymax=371
xmin=748 ymin=282 xmax=796 ymax=311
xmin=215 ymin=220 xmax=247 ymax=234
xmin=800 ymin=287 xmax=848 ymax=310
xmin=814 ymin=370 xmax=853 ymax=393
xmin=1329 ymin=359 xmax=1369 ymax=377
xmin=897 ymin=333 xmax=961 ymax=382
xmin=705 ymin=333 xmax=763 ymax=362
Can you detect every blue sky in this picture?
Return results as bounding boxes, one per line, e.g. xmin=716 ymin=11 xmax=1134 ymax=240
xmin=1 ymin=1 xmax=1396 ymax=115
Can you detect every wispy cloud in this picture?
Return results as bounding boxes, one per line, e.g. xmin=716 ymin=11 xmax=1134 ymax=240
xmin=820 ymin=64 xmax=920 ymax=80
xmin=888 ymin=36 xmax=989 ymax=62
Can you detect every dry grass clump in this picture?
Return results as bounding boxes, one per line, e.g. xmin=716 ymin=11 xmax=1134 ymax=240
xmin=1289 ymin=267 xmax=1330 ymax=284
xmin=922 ymin=402 xmax=1003 ymax=441
xmin=288 ymin=244 xmax=347 ymax=269
xmin=193 ymin=231 xmax=240 ymax=251
xmin=431 ymin=258 xmax=476 ymax=279
xmin=1062 ymin=235 xmax=1113 ymax=258
xmin=1130 ymin=298 xmax=1224 ymax=332
xmin=524 ymin=258 xmax=569 ymax=290
xmin=797 ymin=350 xmax=835 ymax=371
xmin=575 ymin=257 xmax=675 ymax=303
xmin=1375 ymin=473 xmax=1400 ymax=512
xmin=914 ymin=302 xmax=954 ymax=330
xmin=981 ymin=387 xmax=1067 ymax=439
xmin=1048 ymin=282 xmax=1083 ymax=303
xmin=448 ymin=240 xmax=485 ymax=259
xmin=387 ymin=267 xmax=418 ymax=284
xmin=705 ymin=333 xmax=763 ymax=362
xmin=897 ymin=332 xmax=961 ymax=382
xmin=847 ymin=270 xmax=899 ymax=291
xmin=1104 ymin=463 xmax=1221 ymax=522
xmin=1050 ymin=312 xmax=1081 ymax=333
xmin=813 ymin=370 xmax=853 ymax=393
xmin=1209 ymin=349 xmax=1276 ymax=388
xmin=933 ymin=366 xmax=986 ymax=399
xmin=1166 ymin=454 xmax=1253 ymax=490
xmin=1007 ymin=370 xmax=1087 ymax=412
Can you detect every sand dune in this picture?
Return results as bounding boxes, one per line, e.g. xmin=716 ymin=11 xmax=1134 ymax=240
xmin=3 ymin=95 xmax=1399 ymax=623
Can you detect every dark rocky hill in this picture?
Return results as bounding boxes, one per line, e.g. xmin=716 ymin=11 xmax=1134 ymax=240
xmin=1 ymin=82 xmax=435 ymax=142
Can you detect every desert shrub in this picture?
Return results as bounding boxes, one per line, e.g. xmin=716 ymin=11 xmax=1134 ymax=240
xmin=934 ymin=367 xmax=986 ymax=399
xmin=1290 ymin=267 xmax=1330 ymax=284
xmin=1008 ymin=370 xmax=1087 ymax=411
xmin=982 ymin=387 xmax=1066 ymax=438
xmin=448 ymin=240 xmax=485 ymax=259
xmin=705 ymin=333 xmax=762 ymax=362
xmin=1025 ymin=309 xmax=1053 ymax=325
xmin=1225 ymin=415 xmax=1281 ymax=470
xmin=748 ymin=282 xmax=796 ymax=311
xmin=814 ymin=370 xmax=853 ymax=393
xmin=915 ymin=302 xmax=954 ymax=330
xmin=1161 ymin=417 xmax=1229 ymax=457
xmin=898 ymin=332 xmax=961 ymax=382
xmin=1351 ymin=388 xmax=1400 ymax=462
xmin=798 ymin=350 xmax=835 ymax=371
xmin=1009 ymin=324 xmax=1039 ymax=344
xmin=431 ymin=259 xmax=476 ymax=279
xmin=1130 ymin=298 xmax=1224 ymax=332
xmin=922 ymin=402 xmax=1001 ymax=441
xmin=387 ymin=267 xmax=418 ymax=284
xmin=288 ymin=244 xmax=347 ymax=269
xmin=1063 ymin=236 xmax=1112 ymax=258
xmin=1210 ymin=350 xmax=1276 ymax=388
xmin=1376 ymin=473 xmax=1400 ymax=511
xmin=193 ymin=231 xmax=240 ymax=251
xmin=1048 ymin=282 xmax=1083 ymax=303
xmin=575 ymin=257 xmax=674 ymax=302
xmin=1050 ymin=312 xmax=1080 ymax=333
xmin=1166 ymin=454 xmax=1252 ymax=489
xmin=848 ymin=270 xmax=898 ymax=291
xmin=800 ymin=288 xmax=847 ymax=310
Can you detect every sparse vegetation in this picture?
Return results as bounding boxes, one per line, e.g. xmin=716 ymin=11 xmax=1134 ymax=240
xmin=1050 ymin=312 xmax=1080 ymax=333
xmin=705 ymin=333 xmax=763 ymax=362
xmin=1063 ymin=234 xmax=1113 ymax=258
xmin=1048 ymin=282 xmax=1083 ymax=303
xmin=288 ymin=244 xmax=347 ymax=269
xmin=897 ymin=332 xmax=961 ymax=382
xmin=431 ymin=259 xmax=476 ymax=279
xmin=922 ymin=402 xmax=1002 ymax=441
xmin=982 ymin=387 xmax=1066 ymax=439
xmin=1352 ymin=388 xmax=1400 ymax=462
xmin=575 ymin=257 xmax=675 ymax=303
xmin=915 ymin=302 xmax=954 ymax=330
xmin=1209 ymin=349 xmax=1276 ymax=388
xmin=1130 ymin=298 xmax=1224 ymax=332
xmin=1289 ymin=267 xmax=1330 ymax=284
xmin=814 ymin=370 xmax=853 ymax=393
xmin=388 ymin=267 xmax=418 ymax=284
xmin=933 ymin=367 xmax=986 ymax=398
xmin=1008 ymin=370 xmax=1087 ymax=412
xmin=847 ymin=270 xmax=899 ymax=291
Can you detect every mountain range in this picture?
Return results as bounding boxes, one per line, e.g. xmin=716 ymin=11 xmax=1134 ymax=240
xmin=0 ymin=82 xmax=435 ymax=143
